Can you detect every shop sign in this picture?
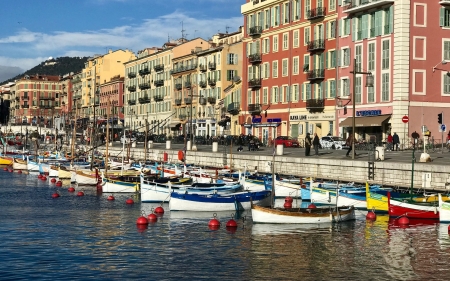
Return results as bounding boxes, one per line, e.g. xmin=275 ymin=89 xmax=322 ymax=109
xmin=356 ymin=110 xmax=381 ymax=117
xmin=290 ymin=114 xmax=335 ymax=121
xmin=290 ymin=115 xmax=307 ymax=121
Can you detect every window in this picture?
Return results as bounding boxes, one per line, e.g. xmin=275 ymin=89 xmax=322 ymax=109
xmin=292 ymin=84 xmax=299 ymax=101
xmin=368 ymin=43 xmax=375 ymax=71
xmin=355 ymin=45 xmax=362 ymax=72
xmin=264 ymin=9 xmax=270 ymax=29
xmin=227 ymin=54 xmax=238 ymax=65
xmin=303 ymin=55 xmax=310 ymax=72
xmin=305 ymin=0 xmax=310 ymax=19
xmin=342 ymin=79 xmax=350 ymax=96
xmin=329 ymin=50 xmax=336 ymax=68
xmin=382 ymin=73 xmax=389 ymax=101
xmin=293 ymin=57 xmax=299 ymax=74
xmin=444 ymin=41 xmax=450 ymax=61
xmin=317 ymin=83 xmax=322 ymax=98
xmin=440 ymin=8 xmax=450 ymax=27
xmin=329 ymin=21 xmax=336 ymax=39
xmin=283 ymin=85 xmax=289 ymax=102
xmin=273 ymin=35 xmax=279 ymax=52
xmin=272 ymin=87 xmax=279 ymax=103
xmin=329 ymin=80 xmax=336 ymax=98
xmin=304 ymin=27 xmax=310 ymax=45
xmin=283 ymin=33 xmax=289 ymax=50
xmin=368 ymin=76 xmax=375 ymax=102
xmin=284 ymin=2 xmax=290 ymax=23
xmin=263 ymin=88 xmax=268 ymax=104
xmin=343 ymin=18 xmax=351 ymax=36
xmin=355 ymin=77 xmax=361 ymax=103
xmin=263 ymin=62 xmax=270 ymax=78
xmin=306 ymin=84 xmax=311 ymax=99
xmin=329 ymin=0 xmax=335 ymax=11
xmin=248 ymin=90 xmax=252 ymax=104
xmin=445 ymin=74 xmax=450 ymax=95
xmin=255 ymin=89 xmax=260 ymax=104
xmin=293 ymin=0 xmax=301 ymax=21
xmin=263 ymin=38 xmax=270 ymax=53
xmin=226 ymin=70 xmax=237 ymax=81
xmin=293 ymin=30 xmax=299 ymax=48
xmin=282 ymin=59 xmax=288 ymax=77
xmin=343 ymin=48 xmax=350 ymax=66
xmin=382 ymin=40 xmax=389 ymax=70
xmin=272 ymin=5 xmax=280 ymax=26
xmin=273 ymin=61 xmax=278 ymax=78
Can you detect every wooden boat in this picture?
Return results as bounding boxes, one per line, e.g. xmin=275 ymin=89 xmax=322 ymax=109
xmin=0 ymin=156 xmax=13 ymax=165
xmin=12 ymin=158 xmax=27 ymax=170
xmin=101 ymin=174 xmax=140 ymax=193
xmin=169 ymin=190 xmax=271 ymax=211
xmin=58 ymin=166 xmax=72 ymax=179
xmin=439 ymin=194 xmax=450 ymax=222
xmin=251 ymin=204 xmax=355 ymax=224
xmin=387 ymin=192 xmax=439 ymax=219
xmin=310 ymin=185 xmax=367 ymax=209
xmin=73 ymin=169 xmax=99 ymax=185
xmin=264 ymin=178 xmax=302 ymax=199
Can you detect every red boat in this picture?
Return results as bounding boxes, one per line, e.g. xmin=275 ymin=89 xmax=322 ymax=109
xmin=388 ymin=192 xmax=439 ymax=219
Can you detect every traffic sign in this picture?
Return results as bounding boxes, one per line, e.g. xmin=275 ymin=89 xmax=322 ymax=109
xmin=440 ymin=124 xmax=446 ymax=132
xmin=402 ymin=115 xmax=409 ymax=123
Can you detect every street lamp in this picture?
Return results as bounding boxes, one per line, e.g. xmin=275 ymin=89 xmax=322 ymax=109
xmin=433 ymin=60 xmax=447 ymax=72
xmin=350 ymin=58 xmax=374 ymax=160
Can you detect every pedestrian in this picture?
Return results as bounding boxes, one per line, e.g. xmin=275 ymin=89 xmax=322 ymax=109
xmin=313 ymin=133 xmax=320 ymax=156
xmin=387 ymin=133 xmax=393 ymax=151
xmin=345 ymin=133 xmax=353 ymax=157
xmin=305 ymin=133 xmax=312 ymax=156
xmin=393 ymin=132 xmax=400 ymax=151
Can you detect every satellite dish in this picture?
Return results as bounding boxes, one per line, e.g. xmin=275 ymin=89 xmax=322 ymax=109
xmin=233 ymin=76 xmax=241 ymax=83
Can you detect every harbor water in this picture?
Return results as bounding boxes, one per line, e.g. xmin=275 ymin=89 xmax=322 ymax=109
xmin=1 ymin=171 xmax=450 ymax=280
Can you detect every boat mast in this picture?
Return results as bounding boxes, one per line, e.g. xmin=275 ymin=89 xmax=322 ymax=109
xmin=271 ymin=135 xmax=275 ymax=209
xmin=105 ymin=98 xmax=110 ymax=176
xmin=144 ymin=119 xmax=148 ymax=163
xmin=70 ymin=107 xmax=77 ymax=165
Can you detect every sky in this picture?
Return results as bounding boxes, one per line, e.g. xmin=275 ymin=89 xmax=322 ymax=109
xmin=0 ymin=0 xmax=244 ymax=82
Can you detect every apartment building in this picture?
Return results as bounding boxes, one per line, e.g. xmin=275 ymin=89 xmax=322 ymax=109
xmin=241 ymin=0 xmax=338 ymax=144
xmin=98 ymin=75 xmax=125 ymax=126
xmin=0 ymin=83 xmax=13 ymax=125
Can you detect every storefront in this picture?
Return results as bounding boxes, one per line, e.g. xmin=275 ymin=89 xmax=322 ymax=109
xmin=289 ymin=112 xmax=336 ymax=139
xmin=338 ymin=109 xmax=391 ymax=143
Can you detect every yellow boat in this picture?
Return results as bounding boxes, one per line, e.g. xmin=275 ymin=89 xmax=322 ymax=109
xmin=0 ymin=156 xmax=13 ymax=165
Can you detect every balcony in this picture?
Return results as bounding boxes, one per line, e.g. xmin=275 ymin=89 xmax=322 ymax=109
xmin=208 ymin=62 xmax=216 ymax=70
xmin=15 ymin=105 xmax=19 ymax=109
xmin=154 ymin=64 xmax=164 ymax=73
xmin=154 ymin=94 xmax=164 ymax=102
xmin=128 ymin=99 xmax=136 ymax=105
xmin=306 ymin=40 xmax=325 ymax=52
xmin=175 ymin=83 xmax=183 ymax=90
xmin=154 ymin=79 xmax=164 ymax=87
xmin=139 ymin=68 xmax=150 ymax=76
xmin=306 ymin=7 xmax=326 ymax=20
xmin=199 ymin=81 xmax=207 ymax=88
xmin=138 ymin=95 xmax=151 ymax=104
xmin=344 ymin=0 xmax=394 ymax=15
xmin=248 ymin=78 xmax=262 ymax=88
xmin=128 ymin=85 xmax=136 ymax=92
xmin=199 ymin=97 xmax=207 ymax=105
xmin=22 ymin=105 xmax=29 ymax=109
xmin=248 ymin=104 xmax=262 ymax=116
xmin=441 ymin=0 xmax=450 ymax=6
xmin=253 ymin=0 xmax=259 ymax=4
xmin=249 ymin=53 xmax=262 ymax=64
xmin=139 ymin=82 xmax=151 ymax=90
xmin=207 ymin=97 xmax=216 ymax=104
xmin=208 ymin=79 xmax=216 ymax=87
xmin=175 ymin=99 xmax=182 ymax=106
xmin=249 ymin=26 xmax=262 ymax=37
xmin=40 ymin=96 xmax=55 ymax=101
xmin=306 ymin=98 xmax=325 ymax=113
xmin=184 ymin=81 xmax=192 ymax=89
xmin=179 ymin=114 xmax=187 ymax=120
xmin=184 ymin=97 xmax=192 ymax=105
xmin=15 ymin=97 xmax=19 ymax=101
xmin=40 ymin=105 xmax=54 ymax=109
xmin=128 ymin=72 xmax=137 ymax=78
xmin=227 ymin=102 xmax=240 ymax=115
xmin=307 ymin=69 xmax=325 ymax=80
xmin=73 ymin=94 xmax=82 ymax=100
xmin=199 ymin=64 xmax=207 ymax=72
xmin=22 ymin=96 xmax=29 ymax=101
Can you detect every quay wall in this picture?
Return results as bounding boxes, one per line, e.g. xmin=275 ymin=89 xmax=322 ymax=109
xmin=99 ymin=146 xmax=450 ymax=192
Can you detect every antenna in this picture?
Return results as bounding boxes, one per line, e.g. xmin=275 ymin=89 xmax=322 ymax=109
xmin=226 ymin=26 xmax=230 ymax=34
xmin=181 ymin=21 xmax=186 ymax=40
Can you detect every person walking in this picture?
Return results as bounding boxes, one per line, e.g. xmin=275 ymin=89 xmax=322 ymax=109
xmin=387 ymin=133 xmax=393 ymax=151
xmin=313 ymin=133 xmax=320 ymax=156
xmin=345 ymin=133 xmax=353 ymax=157
xmin=393 ymin=132 xmax=400 ymax=151
xmin=305 ymin=133 xmax=312 ymax=156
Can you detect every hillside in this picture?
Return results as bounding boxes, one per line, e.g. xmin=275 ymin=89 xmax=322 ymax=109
xmin=1 ymin=56 xmax=89 ymax=84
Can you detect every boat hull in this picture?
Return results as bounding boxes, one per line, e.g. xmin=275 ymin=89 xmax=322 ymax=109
xmin=27 ymin=161 xmax=40 ymax=172
xmin=12 ymin=159 xmax=27 ymax=170
xmin=74 ymin=170 xmax=99 ymax=185
xmin=388 ymin=192 xmax=439 ymax=219
xmin=0 ymin=156 xmax=13 ymax=165
xmin=102 ymin=178 xmax=139 ymax=193
xmin=311 ymin=187 xmax=367 ymax=209
xmin=251 ymin=205 xmax=355 ymax=224
xmin=439 ymin=194 xmax=450 ymax=222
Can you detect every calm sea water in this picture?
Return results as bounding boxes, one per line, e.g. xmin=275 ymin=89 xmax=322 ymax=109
xmin=1 ymin=171 xmax=450 ymax=281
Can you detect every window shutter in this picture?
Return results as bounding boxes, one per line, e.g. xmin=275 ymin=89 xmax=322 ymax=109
xmin=362 ymin=14 xmax=368 ymax=39
xmin=389 ymin=5 xmax=394 ymax=33
xmin=277 ymin=6 xmax=280 ymax=25
xmin=352 ymin=18 xmax=356 ymax=41
xmin=338 ymin=0 xmax=342 ymax=6
xmin=297 ymin=0 xmax=301 ymax=20
xmin=246 ymin=15 xmax=250 ymax=34
xmin=440 ymin=8 xmax=444 ymax=27
xmin=325 ymin=51 xmax=328 ymax=69
xmin=234 ymin=54 xmax=238 ymax=64
xmin=271 ymin=7 xmax=274 ymax=27
xmin=301 ymin=84 xmax=304 ymax=100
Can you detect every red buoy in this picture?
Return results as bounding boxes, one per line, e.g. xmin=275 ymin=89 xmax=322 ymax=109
xmin=56 ymin=181 xmax=62 ymax=187
xmin=52 ymin=192 xmax=60 ymax=198
xmin=3 ymin=167 xmax=7 ymax=171
xmin=136 ymin=224 xmax=148 ymax=232
xmin=77 ymin=191 xmax=85 ymax=197
xmin=9 ymin=169 xmax=13 ymax=173
xmin=226 ymin=219 xmax=238 ymax=228
xmin=448 ymin=225 xmax=450 ymax=234
xmin=136 ymin=216 xmax=149 ymax=225
xmin=366 ymin=211 xmax=377 ymax=221
xmin=38 ymin=174 xmax=42 ymax=179
xmin=308 ymin=203 xmax=317 ymax=209
xmin=68 ymin=187 xmax=75 ymax=192
xmin=41 ymin=176 xmax=47 ymax=180
xmin=107 ymin=195 xmax=115 ymax=201
xmin=208 ymin=215 xmax=220 ymax=230
xmin=17 ymin=170 xmax=22 ymax=174
xmin=51 ymin=178 xmax=57 ymax=183
xmin=148 ymin=213 xmax=158 ymax=222
xmin=154 ymin=206 xmax=165 ymax=214
xmin=398 ymin=216 xmax=410 ymax=225
xmin=178 ymin=150 xmax=184 ymax=161
xmin=283 ymin=201 xmax=292 ymax=209
xmin=285 ymin=196 xmax=293 ymax=203
xmin=126 ymin=198 xmax=134 ymax=204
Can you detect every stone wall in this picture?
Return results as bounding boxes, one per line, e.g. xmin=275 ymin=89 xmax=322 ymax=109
xmin=99 ymin=146 xmax=450 ymax=191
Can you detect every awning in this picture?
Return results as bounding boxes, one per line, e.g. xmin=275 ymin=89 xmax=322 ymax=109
xmin=169 ymin=122 xmax=181 ymax=128
xmin=339 ymin=115 xmax=391 ymax=127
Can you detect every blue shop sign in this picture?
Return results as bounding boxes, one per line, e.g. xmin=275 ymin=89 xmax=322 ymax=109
xmin=356 ymin=110 xmax=381 ymax=117
xmin=267 ymin=118 xmax=282 ymax=123
xmin=252 ymin=117 xmax=262 ymax=123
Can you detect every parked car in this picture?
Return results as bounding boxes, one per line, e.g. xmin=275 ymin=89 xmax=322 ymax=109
xmin=120 ymin=135 xmax=136 ymax=144
xmin=274 ymin=136 xmax=300 ymax=147
xmin=320 ymin=136 xmax=348 ymax=150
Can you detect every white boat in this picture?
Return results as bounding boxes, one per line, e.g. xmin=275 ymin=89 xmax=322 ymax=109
xmin=27 ymin=159 xmax=40 ymax=172
xmin=101 ymin=172 xmax=139 ymax=193
xmin=310 ymin=186 xmax=367 ymax=209
xmin=439 ymin=194 xmax=450 ymax=222
xmin=58 ymin=166 xmax=72 ymax=179
xmin=251 ymin=204 xmax=356 ymax=224
xmin=265 ymin=178 xmax=302 ymax=199
xmin=48 ymin=165 xmax=59 ymax=177
xmin=73 ymin=169 xmax=99 ymax=185
xmin=12 ymin=158 xmax=27 ymax=170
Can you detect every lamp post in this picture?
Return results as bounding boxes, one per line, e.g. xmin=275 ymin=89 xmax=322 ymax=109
xmin=350 ymin=58 xmax=374 ymax=160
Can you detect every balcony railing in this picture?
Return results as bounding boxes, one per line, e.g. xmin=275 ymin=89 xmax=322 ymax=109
xmin=40 ymin=96 xmax=55 ymax=100
xmin=344 ymin=0 xmax=394 ymax=14
xmin=22 ymin=96 xmax=29 ymax=100
xmin=128 ymin=72 xmax=137 ymax=78
xmin=184 ymin=81 xmax=192 ymax=89
xmin=154 ymin=64 xmax=164 ymax=72
xmin=154 ymin=79 xmax=164 ymax=87
xmin=307 ymin=69 xmax=325 ymax=80
xmin=128 ymin=99 xmax=136 ymax=105
xmin=15 ymin=105 xmax=19 ymax=109
xmin=184 ymin=98 xmax=192 ymax=105
xmin=175 ymin=99 xmax=182 ymax=106
xmin=306 ymin=98 xmax=325 ymax=113
xmin=199 ymin=81 xmax=207 ymax=88
xmin=199 ymin=64 xmax=207 ymax=72
xmin=128 ymin=85 xmax=136 ymax=92
xmin=248 ymin=104 xmax=262 ymax=116
xmin=249 ymin=26 xmax=262 ymax=37
xmin=139 ymin=68 xmax=150 ymax=76
xmin=208 ymin=62 xmax=216 ymax=70
xmin=306 ymin=40 xmax=325 ymax=52
xmin=248 ymin=78 xmax=262 ymax=88
xmin=249 ymin=53 xmax=262 ymax=64
xmin=171 ymin=64 xmax=197 ymax=74
xmin=253 ymin=0 xmax=259 ymax=4
xmin=207 ymin=97 xmax=216 ymax=104
xmin=199 ymin=97 xmax=207 ymax=105
xmin=154 ymin=94 xmax=164 ymax=102
xmin=227 ymin=102 xmax=240 ymax=115
xmin=306 ymin=7 xmax=326 ymax=20
xmin=179 ymin=114 xmax=187 ymax=120
xmin=175 ymin=83 xmax=183 ymax=90
xmin=138 ymin=96 xmax=151 ymax=104
xmin=22 ymin=105 xmax=29 ymax=108
xmin=208 ymin=79 xmax=216 ymax=87
xmin=139 ymin=82 xmax=151 ymax=90
xmin=73 ymin=94 xmax=82 ymax=100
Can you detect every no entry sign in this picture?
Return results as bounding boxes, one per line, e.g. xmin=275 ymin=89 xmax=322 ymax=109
xmin=402 ymin=116 xmax=409 ymax=123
